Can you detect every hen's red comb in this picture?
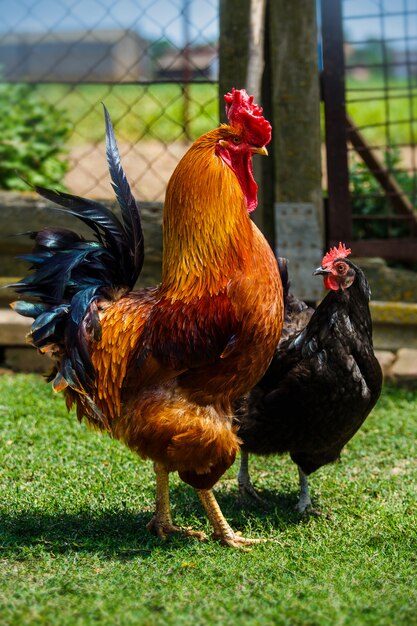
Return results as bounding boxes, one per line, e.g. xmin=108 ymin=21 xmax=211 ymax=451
xmin=321 ymin=242 xmax=351 ymax=267
xmin=224 ymin=88 xmax=272 ymax=146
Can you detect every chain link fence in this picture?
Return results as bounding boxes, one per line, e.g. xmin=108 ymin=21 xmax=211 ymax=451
xmin=0 ymin=0 xmax=219 ymax=201
xmin=342 ymin=0 xmax=417 ymax=239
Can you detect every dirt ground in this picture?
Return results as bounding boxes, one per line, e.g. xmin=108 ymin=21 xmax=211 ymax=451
xmin=65 ymin=140 xmax=192 ymax=202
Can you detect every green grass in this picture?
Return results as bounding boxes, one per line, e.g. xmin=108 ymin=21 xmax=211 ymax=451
xmin=36 ymin=83 xmax=219 ymax=145
xmin=346 ymin=77 xmax=417 ymax=145
xmin=0 ymin=374 xmax=416 ymax=625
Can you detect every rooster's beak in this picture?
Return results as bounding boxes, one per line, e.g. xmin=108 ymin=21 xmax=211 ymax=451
xmin=251 ymin=146 xmax=268 ymax=156
xmin=313 ymin=266 xmax=330 ymax=276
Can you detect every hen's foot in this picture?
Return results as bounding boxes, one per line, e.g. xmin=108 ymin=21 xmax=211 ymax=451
xmin=238 ymin=479 xmax=266 ymax=504
xmin=295 ymin=502 xmax=321 ymax=516
xmin=238 ymin=451 xmax=267 ymax=503
xmin=296 ymin=467 xmax=320 ymax=515
xmin=147 ymin=517 xmax=207 ymax=542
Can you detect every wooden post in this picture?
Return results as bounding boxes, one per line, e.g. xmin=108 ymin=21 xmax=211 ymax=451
xmin=219 ymin=0 xmax=251 ymax=122
xmin=219 ymin=0 xmax=272 ymax=240
xmin=268 ymin=0 xmax=324 ymax=300
xmin=219 ymin=0 xmax=324 ymax=299
xmin=246 ymin=0 xmax=267 ymax=100
xmin=181 ymin=0 xmax=192 ymax=141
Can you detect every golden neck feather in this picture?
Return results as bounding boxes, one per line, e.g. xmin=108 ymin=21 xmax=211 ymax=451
xmin=161 ymin=128 xmax=254 ymax=300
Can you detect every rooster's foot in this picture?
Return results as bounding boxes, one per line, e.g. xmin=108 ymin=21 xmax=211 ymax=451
xmin=147 ymin=516 xmax=207 ymax=542
xmin=198 ymin=488 xmax=263 ymax=549
xmin=214 ymin=529 xmax=264 ymax=549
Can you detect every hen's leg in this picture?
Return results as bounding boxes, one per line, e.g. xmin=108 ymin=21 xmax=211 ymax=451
xmin=295 ymin=466 xmax=313 ymax=513
xmin=238 ymin=450 xmax=264 ymax=502
xmin=147 ymin=462 xmax=206 ymax=540
xmin=198 ymin=488 xmax=262 ymax=548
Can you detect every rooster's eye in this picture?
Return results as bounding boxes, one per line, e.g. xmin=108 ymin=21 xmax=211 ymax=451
xmin=232 ymin=136 xmax=241 ymax=144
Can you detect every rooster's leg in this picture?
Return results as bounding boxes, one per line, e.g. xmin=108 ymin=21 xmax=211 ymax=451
xmin=295 ymin=466 xmax=313 ymax=513
xmin=198 ymin=488 xmax=262 ymax=548
xmin=146 ymin=462 xmax=175 ymax=538
xmin=147 ymin=462 xmax=207 ymax=541
xmin=238 ymin=450 xmax=265 ymax=502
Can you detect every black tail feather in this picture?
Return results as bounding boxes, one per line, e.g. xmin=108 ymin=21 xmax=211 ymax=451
xmin=103 ymin=104 xmax=144 ymax=284
xmin=11 ymin=106 xmax=144 ymax=409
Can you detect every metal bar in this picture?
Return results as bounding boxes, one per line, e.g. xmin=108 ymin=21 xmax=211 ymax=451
xmin=329 ymin=239 xmax=417 ymax=261
xmin=352 ymin=215 xmax=413 ymax=221
xmin=347 ymin=115 xmax=417 ymax=224
xmin=345 ymin=35 xmax=417 ymax=45
xmin=348 ymin=142 xmax=417 ymax=152
xmin=349 ymin=119 xmax=416 ymax=131
xmin=344 ymin=10 xmax=417 ymax=20
xmin=0 ymin=79 xmax=219 ymax=86
xmin=347 ymin=95 xmax=417 ymax=104
xmin=346 ymin=61 xmax=417 ymax=70
xmin=348 ymin=86 xmax=417 ymax=93
xmin=403 ymin=0 xmax=417 ymax=213
xmin=321 ymin=0 xmax=352 ymax=244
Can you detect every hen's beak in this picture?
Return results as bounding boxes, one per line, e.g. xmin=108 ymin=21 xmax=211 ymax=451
xmin=313 ymin=266 xmax=330 ymax=276
xmin=251 ymin=146 xmax=268 ymax=156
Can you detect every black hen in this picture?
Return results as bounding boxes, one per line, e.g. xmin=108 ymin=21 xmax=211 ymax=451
xmin=236 ymin=243 xmax=383 ymax=512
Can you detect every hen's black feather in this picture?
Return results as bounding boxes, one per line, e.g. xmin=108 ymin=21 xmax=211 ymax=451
xmin=10 ymin=106 xmax=144 ymax=418
xmin=236 ymin=258 xmax=383 ymax=477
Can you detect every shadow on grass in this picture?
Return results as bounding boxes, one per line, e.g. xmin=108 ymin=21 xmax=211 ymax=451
xmin=0 ymin=484 xmax=305 ymax=559
xmin=215 ymin=486 xmax=311 ymax=527
xmin=0 ymin=508 xmax=158 ymax=559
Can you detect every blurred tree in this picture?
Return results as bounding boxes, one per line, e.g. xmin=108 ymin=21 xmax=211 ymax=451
xmin=0 ymin=82 xmax=70 ymax=191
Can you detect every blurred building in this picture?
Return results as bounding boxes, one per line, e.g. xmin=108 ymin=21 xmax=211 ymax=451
xmin=0 ymin=29 xmax=150 ymax=82
xmin=155 ymin=44 xmax=218 ymax=80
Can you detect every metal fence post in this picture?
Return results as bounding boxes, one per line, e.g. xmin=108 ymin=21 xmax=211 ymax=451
xmin=321 ymin=0 xmax=352 ymax=245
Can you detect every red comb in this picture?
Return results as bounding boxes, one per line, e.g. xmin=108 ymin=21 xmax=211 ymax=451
xmin=224 ymin=88 xmax=271 ymax=146
xmin=321 ymin=242 xmax=351 ymax=267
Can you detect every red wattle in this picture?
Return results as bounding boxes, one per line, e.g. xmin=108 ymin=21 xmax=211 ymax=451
xmin=217 ymin=146 xmax=258 ymax=213
xmin=323 ymin=275 xmax=340 ymax=291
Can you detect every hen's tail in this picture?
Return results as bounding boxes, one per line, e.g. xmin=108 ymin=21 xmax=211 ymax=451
xmin=275 ymin=257 xmax=315 ymax=343
xmin=10 ymin=106 xmax=144 ymax=412
xmin=276 ymin=257 xmax=289 ymax=304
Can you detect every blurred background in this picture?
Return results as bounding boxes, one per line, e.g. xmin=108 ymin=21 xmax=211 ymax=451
xmin=0 ymin=0 xmax=219 ymax=201
xmin=0 ymin=0 xmax=416 ymax=229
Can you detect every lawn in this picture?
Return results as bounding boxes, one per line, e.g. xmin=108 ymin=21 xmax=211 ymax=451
xmin=346 ymin=78 xmax=417 ymax=146
xmin=37 ymin=82 xmax=219 ymax=145
xmin=0 ymin=374 xmax=416 ymax=626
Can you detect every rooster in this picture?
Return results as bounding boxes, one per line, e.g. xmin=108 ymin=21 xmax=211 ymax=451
xmin=11 ymin=89 xmax=283 ymax=547
xmin=236 ymin=244 xmax=383 ymax=513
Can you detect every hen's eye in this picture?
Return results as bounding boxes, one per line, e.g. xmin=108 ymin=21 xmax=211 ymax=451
xmin=336 ymin=263 xmax=346 ymax=273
